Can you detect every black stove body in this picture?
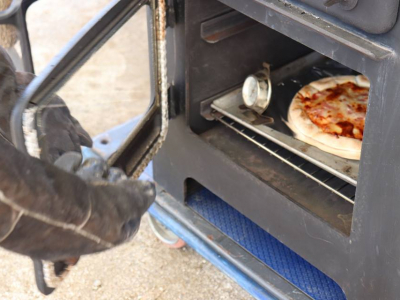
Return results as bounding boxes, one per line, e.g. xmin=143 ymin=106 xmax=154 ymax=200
xmin=154 ymin=0 xmax=400 ymax=299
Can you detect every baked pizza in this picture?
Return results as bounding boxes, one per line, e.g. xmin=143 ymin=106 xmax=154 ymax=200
xmin=287 ymin=75 xmax=369 ymax=160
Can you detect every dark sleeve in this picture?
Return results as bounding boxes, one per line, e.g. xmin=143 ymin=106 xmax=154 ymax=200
xmin=0 ymin=138 xmax=155 ymax=261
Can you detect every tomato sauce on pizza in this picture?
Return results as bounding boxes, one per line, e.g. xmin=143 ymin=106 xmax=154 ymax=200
xmin=299 ymin=82 xmax=368 ymax=140
xmin=287 ymin=75 xmax=370 ymax=160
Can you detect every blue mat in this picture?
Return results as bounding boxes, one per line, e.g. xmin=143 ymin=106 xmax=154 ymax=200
xmin=187 ymin=188 xmax=346 ymax=300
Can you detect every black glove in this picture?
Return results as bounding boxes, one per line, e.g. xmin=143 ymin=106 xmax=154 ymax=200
xmin=16 ymin=70 xmax=93 ymax=163
xmin=0 ymin=141 xmax=155 ymax=260
xmin=31 ymin=151 xmax=154 ymax=294
xmin=56 ymin=152 xmax=148 ymax=238
xmin=0 ymin=47 xmax=92 ymax=163
xmin=0 ymin=46 xmax=155 ymax=275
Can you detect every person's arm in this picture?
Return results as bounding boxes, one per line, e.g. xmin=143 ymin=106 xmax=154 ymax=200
xmin=0 ymin=46 xmax=155 ymax=261
xmin=0 ymin=136 xmax=155 ymax=261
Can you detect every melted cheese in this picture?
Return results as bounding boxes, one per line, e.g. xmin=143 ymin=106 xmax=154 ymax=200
xmin=301 ymin=82 xmax=368 ymax=140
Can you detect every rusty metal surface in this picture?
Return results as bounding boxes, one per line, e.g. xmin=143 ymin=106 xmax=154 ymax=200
xmin=110 ymin=0 xmax=169 ymax=178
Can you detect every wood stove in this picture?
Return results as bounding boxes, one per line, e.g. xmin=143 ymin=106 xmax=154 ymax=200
xmin=153 ymin=0 xmax=400 ymax=298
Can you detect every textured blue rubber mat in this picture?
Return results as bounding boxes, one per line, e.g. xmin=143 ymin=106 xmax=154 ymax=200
xmin=187 ymin=188 xmax=346 ymax=300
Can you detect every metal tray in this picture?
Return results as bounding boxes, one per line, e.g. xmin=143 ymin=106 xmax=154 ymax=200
xmin=211 ymin=88 xmax=359 ymax=186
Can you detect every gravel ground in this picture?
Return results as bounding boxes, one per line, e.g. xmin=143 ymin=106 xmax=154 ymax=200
xmin=0 ymin=1 xmax=254 ymax=299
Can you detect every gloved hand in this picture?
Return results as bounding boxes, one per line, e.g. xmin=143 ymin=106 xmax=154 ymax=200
xmin=0 ymin=46 xmax=92 ymax=162
xmin=0 ymin=45 xmax=156 ymax=254
xmin=0 ymin=140 xmax=155 ymax=259
xmin=0 ymin=46 xmax=96 ymax=293
xmin=15 ymin=64 xmax=93 ymax=163
xmin=55 ymin=151 xmax=152 ymax=244
xmin=31 ymin=151 xmax=155 ymax=294
xmin=0 ymin=46 xmax=156 ymax=293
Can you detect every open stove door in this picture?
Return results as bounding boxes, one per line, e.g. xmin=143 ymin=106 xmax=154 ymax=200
xmin=8 ymin=0 xmax=169 ymax=179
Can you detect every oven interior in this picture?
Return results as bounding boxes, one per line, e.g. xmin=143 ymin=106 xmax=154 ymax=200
xmin=187 ymin=4 xmax=369 ymax=236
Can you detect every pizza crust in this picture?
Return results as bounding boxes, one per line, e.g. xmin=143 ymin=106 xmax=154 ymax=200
xmin=297 ymin=85 xmax=318 ymax=98
xmin=287 ymin=75 xmax=368 ymax=160
xmin=309 ymin=77 xmax=338 ymax=91
xmin=355 ymin=75 xmax=370 ymax=88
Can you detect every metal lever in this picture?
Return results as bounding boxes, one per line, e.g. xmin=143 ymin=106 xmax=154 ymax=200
xmin=324 ymin=0 xmax=358 ymax=10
